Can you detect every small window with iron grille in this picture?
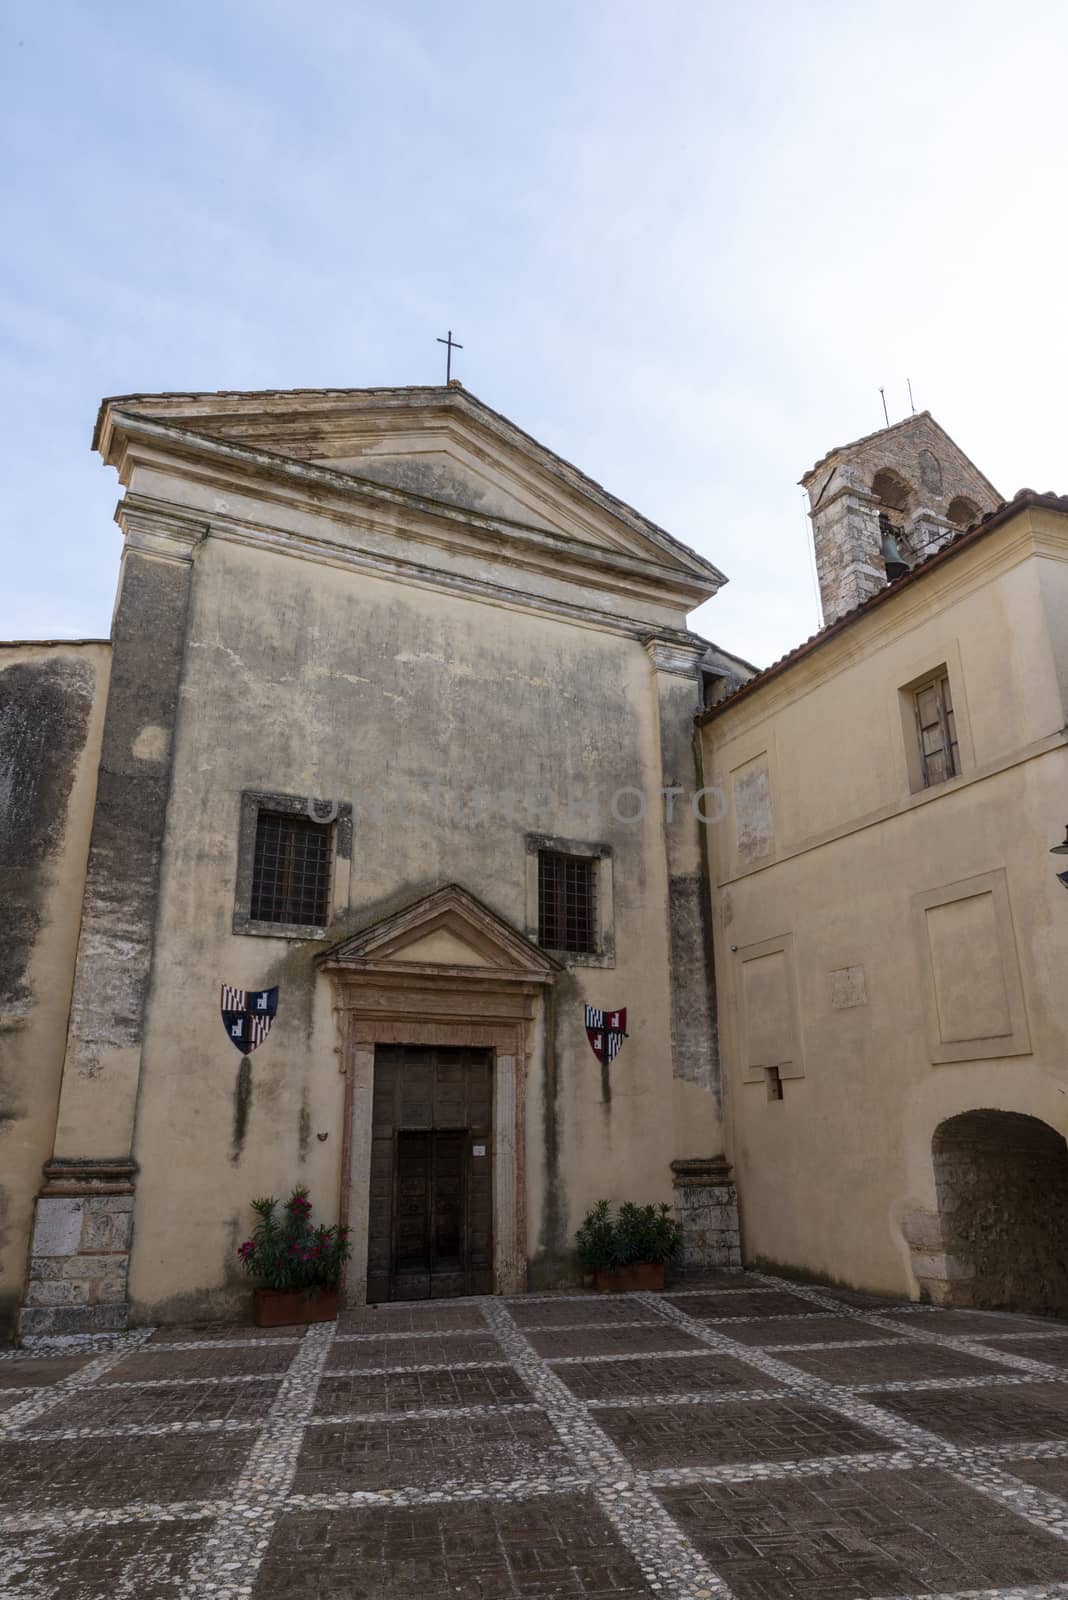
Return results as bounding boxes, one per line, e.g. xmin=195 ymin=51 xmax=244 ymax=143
xmin=250 ymin=810 xmax=332 ymax=927
xmin=538 ymin=849 xmax=596 ymax=954
xmin=913 ymin=673 xmax=959 ymax=788
xmin=233 ymin=790 xmax=351 ymax=938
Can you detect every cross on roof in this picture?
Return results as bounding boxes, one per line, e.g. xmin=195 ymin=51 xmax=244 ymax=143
xmin=436 ymin=329 xmax=463 ymax=382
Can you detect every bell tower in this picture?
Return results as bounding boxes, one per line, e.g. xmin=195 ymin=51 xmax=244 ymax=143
xmin=801 ymin=413 xmax=1000 ymax=624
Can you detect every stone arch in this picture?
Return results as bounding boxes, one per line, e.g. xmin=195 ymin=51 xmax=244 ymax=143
xmin=927 ymin=1110 xmax=1068 ymax=1314
xmin=871 ymin=467 xmax=913 ymax=516
xmin=946 ymin=494 xmax=981 ymax=528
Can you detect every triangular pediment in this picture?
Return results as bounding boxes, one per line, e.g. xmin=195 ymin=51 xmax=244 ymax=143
xmin=319 ymin=883 xmax=559 ymax=981
xmin=94 ymin=384 xmax=725 ymax=589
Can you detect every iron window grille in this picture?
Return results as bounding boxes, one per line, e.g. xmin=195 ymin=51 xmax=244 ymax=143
xmin=914 ymin=674 xmax=959 ymax=788
xmin=538 ymin=849 xmax=596 ymax=954
xmin=250 ymin=810 xmax=332 ymax=928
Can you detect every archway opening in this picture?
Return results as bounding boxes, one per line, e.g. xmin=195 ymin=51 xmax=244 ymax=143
xmin=871 ymin=467 xmax=912 ymax=516
xmin=946 ymin=494 xmax=981 ymax=528
xmin=932 ymin=1110 xmax=1068 ymax=1315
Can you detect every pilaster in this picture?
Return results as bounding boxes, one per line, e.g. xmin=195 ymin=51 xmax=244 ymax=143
xmin=20 ymin=1160 xmax=137 ymax=1335
xmin=644 ymin=637 xmax=720 ymax=1101
xmin=670 ymin=1156 xmax=741 ymax=1274
xmin=810 ymin=481 xmax=885 ymax=623
xmin=19 ymin=499 xmax=204 ymax=1336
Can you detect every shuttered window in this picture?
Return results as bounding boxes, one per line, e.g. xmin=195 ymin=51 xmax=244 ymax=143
xmin=914 ymin=674 xmax=959 ymax=788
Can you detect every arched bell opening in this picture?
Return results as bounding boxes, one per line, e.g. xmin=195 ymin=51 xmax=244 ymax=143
xmin=946 ymin=494 xmax=981 ymax=529
xmin=871 ymin=468 xmax=915 ymax=580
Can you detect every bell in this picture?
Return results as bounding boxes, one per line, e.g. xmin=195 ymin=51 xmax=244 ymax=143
xmin=880 ymin=528 xmax=910 ymax=582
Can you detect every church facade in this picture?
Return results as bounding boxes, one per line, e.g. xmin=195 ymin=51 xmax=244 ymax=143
xmin=4 ymin=391 xmax=1067 ymax=1339
xmin=1 ymin=384 xmax=748 ymax=1338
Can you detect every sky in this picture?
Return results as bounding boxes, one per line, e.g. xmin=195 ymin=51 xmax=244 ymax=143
xmin=3 ymin=0 xmax=1068 ymax=667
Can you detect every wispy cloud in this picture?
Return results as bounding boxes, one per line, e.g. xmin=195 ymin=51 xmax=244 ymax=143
xmin=3 ymin=0 xmax=1067 ymax=664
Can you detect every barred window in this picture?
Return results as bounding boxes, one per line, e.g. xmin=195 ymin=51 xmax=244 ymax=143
xmin=250 ymin=811 xmax=332 ymax=927
xmin=538 ymin=850 xmax=596 ymax=954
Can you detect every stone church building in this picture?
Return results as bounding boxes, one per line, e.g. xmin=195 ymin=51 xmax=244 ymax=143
xmin=3 ymin=388 xmax=1067 ymax=1339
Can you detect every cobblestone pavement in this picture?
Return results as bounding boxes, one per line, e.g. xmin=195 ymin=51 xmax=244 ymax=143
xmin=7 ymin=1274 xmax=1068 ymax=1596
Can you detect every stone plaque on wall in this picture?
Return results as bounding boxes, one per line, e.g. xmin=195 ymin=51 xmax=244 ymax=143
xmin=829 ymin=965 xmax=868 ymax=1010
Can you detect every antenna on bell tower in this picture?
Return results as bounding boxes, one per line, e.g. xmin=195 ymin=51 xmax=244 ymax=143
xmin=879 ymin=387 xmax=890 ymax=427
xmin=907 ymin=377 xmax=916 ymax=415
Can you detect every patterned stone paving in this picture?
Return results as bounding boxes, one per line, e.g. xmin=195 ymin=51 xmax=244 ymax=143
xmin=526 ymin=1321 xmax=708 ymax=1359
xmin=5 ymin=1275 xmax=1068 ymax=1596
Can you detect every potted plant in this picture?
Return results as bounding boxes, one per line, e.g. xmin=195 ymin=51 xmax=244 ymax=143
xmin=576 ymin=1199 xmax=682 ymax=1292
xmin=237 ymin=1187 xmax=351 ymax=1327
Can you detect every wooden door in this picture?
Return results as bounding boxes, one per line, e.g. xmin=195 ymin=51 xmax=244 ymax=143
xmin=367 ymin=1046 xmax=494 ymax=1303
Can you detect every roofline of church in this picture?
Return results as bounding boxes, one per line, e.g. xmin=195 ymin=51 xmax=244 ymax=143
xmin=696 ymin=489 xmax=1068 ymax=725
xmin=102 ymin=411 xmax=725 ymax=624
xmin=92 ymin=382 xmax=726 ymax=588
xmin=0 ymin=637 xmax=110 ymax=648
xmin=800 ymin=410 xmax=1002 ymax=504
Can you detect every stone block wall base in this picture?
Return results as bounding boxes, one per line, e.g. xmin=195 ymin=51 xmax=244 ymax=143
xmin=671 ymin=1156 xmax=742 ymax=1273
xmin=18 ymin=1159 xmax=136 ymax=1337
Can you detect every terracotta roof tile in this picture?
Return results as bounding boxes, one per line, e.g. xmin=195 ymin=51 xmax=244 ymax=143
xmin=696 ymin=490 xmax=1068 ymax=725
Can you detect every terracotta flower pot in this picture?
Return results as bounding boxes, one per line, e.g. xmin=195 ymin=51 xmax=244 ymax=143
xmin=253 ymin=1288 xmax=339 ymax=1327
xmin=593 ymin=1261 xmax=665 ymax=1293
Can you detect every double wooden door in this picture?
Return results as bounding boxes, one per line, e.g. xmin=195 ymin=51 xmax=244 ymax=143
xmin=367 ymin=1046 xmax=493 ymax=1302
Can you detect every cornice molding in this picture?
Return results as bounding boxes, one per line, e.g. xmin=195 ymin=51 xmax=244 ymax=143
xmin=644 ymin=637 xmax=704 ymax=677
xmin=116 ymin=496 xmax=208 ymax=564
xmin=102 ymin=410 xmax=725 ymax=603
xmin=95 ymin=385 xmax=726 ymax=587
xmin=116 ymin=491 xmax=706 ymax=648
xmin=713 ymin=728 xmax=1068 ymax=887
xmin=320 ymin=882 xmax=560 ymax=984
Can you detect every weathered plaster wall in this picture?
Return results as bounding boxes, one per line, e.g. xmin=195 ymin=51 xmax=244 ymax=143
xmin=17 ymin=524 xmax=205 ymax=1336
xmin=702 ymin=514 xmax=1068 ymax=1300
xmin=51 ymin=546 xmax=196 ymax=1157
xmin=0 ymin=642 xmax=109 ymax=1340
xmin=123 ymin=531 xmax=721 ymax=1321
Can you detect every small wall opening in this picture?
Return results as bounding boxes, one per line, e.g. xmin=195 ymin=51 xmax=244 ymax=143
xmin=932 ymin=1110 xmax=1068 ymax=1315
xmin=946 ymin=495 xmax=981 ymax=528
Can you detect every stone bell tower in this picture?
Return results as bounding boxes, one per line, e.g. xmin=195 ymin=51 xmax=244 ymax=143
xmin=801 ymin=413 xmax=1001 ymax=625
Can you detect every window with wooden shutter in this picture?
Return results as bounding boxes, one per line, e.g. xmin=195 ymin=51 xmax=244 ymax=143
xmin=913 ymin=674 xmax=959 ymax=788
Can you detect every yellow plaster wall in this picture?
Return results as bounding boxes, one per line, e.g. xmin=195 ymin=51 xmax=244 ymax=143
xmin=703 ymin=516 xmax=1068 ymax=1296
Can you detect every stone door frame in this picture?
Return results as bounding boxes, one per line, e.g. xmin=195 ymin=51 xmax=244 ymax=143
xmin=331 ymin=977 xmax=538 ymax=1304
xmin=320 ymin=884 xmax=559 ymax=1306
